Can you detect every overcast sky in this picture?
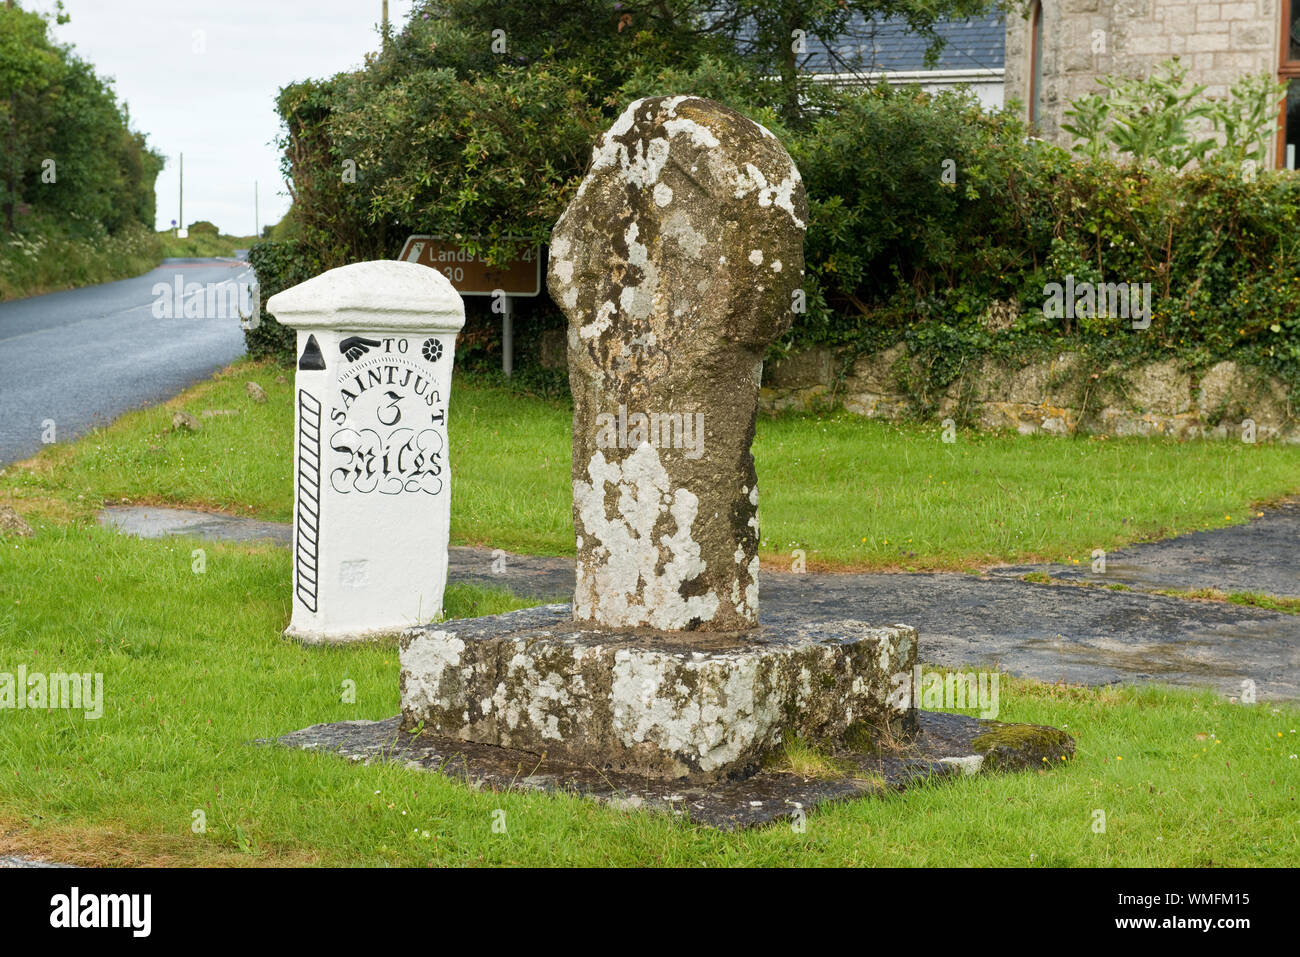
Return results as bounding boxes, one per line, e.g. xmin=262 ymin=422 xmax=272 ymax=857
xmin=29 ymin=0 xmax=420 ymax=234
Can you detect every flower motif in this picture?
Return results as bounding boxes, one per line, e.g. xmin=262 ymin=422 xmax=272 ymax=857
xmin=422 ymin=338 xmax=443 ymax=363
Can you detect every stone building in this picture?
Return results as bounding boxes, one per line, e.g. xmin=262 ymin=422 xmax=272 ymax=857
xmin=1004 ymin=0 xmax=1300 ymax=168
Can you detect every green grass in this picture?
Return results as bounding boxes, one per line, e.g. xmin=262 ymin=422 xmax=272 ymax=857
xmin=156 ymin=231 xmax=258 ymax=260
xmin=1148 ymin=587 xmax=1300 ymax=616
xmin=0 ymin=357 xmax=1297 ymax=865
xmin=0 ymin=526 xmax=1296 ymax=866
xmin=5 ymin=357 xmax=1298 ymax=572
xmin=755 ymin=414 xmax=1300 ymax=570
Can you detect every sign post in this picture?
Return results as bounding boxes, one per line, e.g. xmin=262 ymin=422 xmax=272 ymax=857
xmin=501 ymin=296 xmax=514 ymax=378
xmin=398 ymin=235 xmax=541 ymax=377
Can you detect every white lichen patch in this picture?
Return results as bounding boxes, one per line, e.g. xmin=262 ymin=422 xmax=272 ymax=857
xmin=743 ymin=555 xmax=759 ymax=617
xmin=616 ymin=221 xmax=658 ymax=321
xmin=661 ymin=210 xmax=707 ymax=259
xmin=581 ymin=97 xmax=723 ymax=206
xmin=579 ymin=99 xmax=666 ymax=199
xmin=580 ymin=300 xmax=617 ymax=341
xmin=731 ymin=162 xmax=805 ymax=229
xmin=399 ymin=631 xmax=465 ymax=716
xmin=482 ymin=646 xmax=578 ymax=742
xmin=622 ymin=135 xmax=670 ymax=189
xmin=748 ymin=249 xmax=763 ymax=265
xmin=611 ymin=650 xmax=771 ymax=772
xmin=663 ymin=116 xmax=721 ymax=151
xmin=573 ymin=444 xmax=720 ymax=629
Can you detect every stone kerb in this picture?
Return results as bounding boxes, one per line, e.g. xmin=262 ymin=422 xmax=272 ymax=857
xmin=268 ymin=260 xmax=465 ymax=643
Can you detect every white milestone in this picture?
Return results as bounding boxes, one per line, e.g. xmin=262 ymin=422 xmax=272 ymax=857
xmin=267 ymin=260 xmax=465 ymax=643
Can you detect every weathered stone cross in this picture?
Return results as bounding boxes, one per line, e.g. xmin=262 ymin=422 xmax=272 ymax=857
xmin=548 ymin=95 xmax=807 ymax=632
xmin=400 ymin=97 xmax=917 ymax=782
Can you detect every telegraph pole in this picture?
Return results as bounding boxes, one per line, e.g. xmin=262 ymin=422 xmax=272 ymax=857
xmin=178 ymin=152 xmax=184 ymax=233
xmin=5 ymin=0 xmax=15 ymax=232
xmin=254 ymin=180 xmax=259 ymax=237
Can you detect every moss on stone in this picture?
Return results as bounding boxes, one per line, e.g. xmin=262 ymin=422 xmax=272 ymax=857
xmin=973 ymin=721 xmax=1075 ymax=770
xmin=973 ymin=722 xmax=1069 ymax=752
xmin=841 ymin=720 xmax=878 ymax=752
xmin=775 ymin=735 xmax=850 ymax=780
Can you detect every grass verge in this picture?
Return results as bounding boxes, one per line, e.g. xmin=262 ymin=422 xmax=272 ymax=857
xmin=0 ymin=525 xmax=1294 ymax=866
xmin=0 ymin=358 xmax=1297 ymax=865
xmin=3 ymin=357 xmax=1298 ymax=572
xmin=157 ymin=231 xmax=259 ymax=259
xmin=1 ymin=219 xmax=161 ymax=302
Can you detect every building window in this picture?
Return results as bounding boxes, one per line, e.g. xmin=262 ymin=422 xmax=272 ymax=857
xmin=1286 ymin=81 xmax=1299 ymax=170
xmin=1290 ymin=0 xmax=1300 ymax=61
xmin=1282 ymin=0 xmax=1300 ymax=167
xmin=1029 ymin=1 xmax=1044 ymax=128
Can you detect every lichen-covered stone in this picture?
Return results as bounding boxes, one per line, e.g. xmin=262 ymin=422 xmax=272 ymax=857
xmin=276 ymin=709 xmax=1070 ymax=830
xmin=0 ymin=506 xmax=34 ymax=538
xmin=972 ymin=721 xmax=1075 ymax=770
xmin=548 ymin=95 xmax=807 ymax=632
xmin=764 ymin=344 xmax=1300 ymax=442
xmin=399 ymin=604 xmax=916 ymax=782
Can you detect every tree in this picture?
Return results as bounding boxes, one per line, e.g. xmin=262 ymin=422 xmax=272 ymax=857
xmin=421 ymin=0 xmax=999 ymax=124
xmin=273 ymin=0 xmax=998 ymax=267
xmin=0 ymin=1 xmax=162 ymax=235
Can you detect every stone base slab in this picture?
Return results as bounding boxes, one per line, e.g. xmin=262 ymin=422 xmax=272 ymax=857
xmin=399 ymin=604 xmax=917 ymax=782
xmin=272 ymin=711 xmax=1075 ymax=830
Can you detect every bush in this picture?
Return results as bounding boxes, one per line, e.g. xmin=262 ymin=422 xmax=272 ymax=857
xmin=254 ymin=1 xmax=1300 ymax=408
xmin=245 ymin=240 xmax=322 ymax=361
xmin=1 ymin=4 xmax=162 ymax=237
xmin=791 ymin=83 xmax=1043 ymax=349
xmin=785 ymin=81 xmax=1300 ymax=403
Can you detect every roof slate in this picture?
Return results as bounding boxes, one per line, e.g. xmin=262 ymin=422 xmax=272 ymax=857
xmin=754 ymin=9 xmax=1007 ymax=75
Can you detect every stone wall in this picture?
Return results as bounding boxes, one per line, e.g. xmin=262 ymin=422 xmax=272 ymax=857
xmin=761 ymin=345 xmax=1300 ymax=442
xmin=1006 ymin=0 xmax=1282 ymax=163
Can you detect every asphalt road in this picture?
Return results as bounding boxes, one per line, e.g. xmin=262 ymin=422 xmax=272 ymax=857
xmin=0 ymin=257 xmax=251 ymax=467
